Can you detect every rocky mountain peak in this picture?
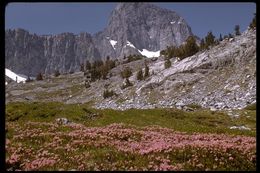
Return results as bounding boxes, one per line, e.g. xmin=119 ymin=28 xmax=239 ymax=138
xmin=94 ymin=2 xmax=195 ymax=59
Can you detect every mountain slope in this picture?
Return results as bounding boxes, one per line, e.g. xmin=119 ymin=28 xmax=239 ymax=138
xmin=5 ymin=29 xmax=256 ymax=111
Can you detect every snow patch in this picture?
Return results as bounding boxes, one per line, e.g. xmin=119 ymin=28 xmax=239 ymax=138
xmin=170 ymin=21 xmax=176 ymax=24
xmin=109 ymin=40 xmax=117 ymax=50
xmin=138 ymin=49 xmax=160 ymax=58
xmin=125 ymin=41 xmax=136 ymax=49
xmin=5 ymin=68 xmax=26 ymax=83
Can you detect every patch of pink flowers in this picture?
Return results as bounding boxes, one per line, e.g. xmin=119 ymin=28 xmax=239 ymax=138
xmin=6 ymin=121 xmax=256 ymax=171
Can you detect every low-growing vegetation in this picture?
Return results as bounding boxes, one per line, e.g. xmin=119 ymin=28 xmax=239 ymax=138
xmin=123 ymin=54 xmax=145 ymax=64
xmin=5 ymin=102 xmax=256 ymax=171
xmin=103 ymin=89 xmax=116 ymax=99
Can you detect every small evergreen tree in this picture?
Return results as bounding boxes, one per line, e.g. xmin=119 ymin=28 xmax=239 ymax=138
xmin=90 ymin=68 xmax=101 ymax=82
xmin=136 ymin=69 xmax=143 ymax=81
xmin=99 ymin=65 xmax=109 ymax=80
xmin=85 ymin=60 xmax=91 ymax=71
xmin=205 ymin=31 xmax=216 ymax=48
xmin=184 ymin=36 xmax=199 ymax=57
xmin=54 ymin=70 xmax=60 ymax=77
xmin=164 ymin=58 xmax=171 ymax=69
xmin=200 ymin=38 xmax=206 ymax=50
xmin=80 ymin=63 xmax=84 ymax=72
xmin=249 ymin=13 xmax=256 ymax=29
xmin=219 ymin=34 xmax=223 ymax=42
xmin=103 ymin=89 xmax=116 ymax=99
xmin=36 ymin=72 xmax=43 ymax=80
xmin=120 ymin=66 xmax=132 ymax=79
xmin=234 ymin=25 xmax=241 ymax=36
xmin=144 ymin=64 xmax=149 ymax=78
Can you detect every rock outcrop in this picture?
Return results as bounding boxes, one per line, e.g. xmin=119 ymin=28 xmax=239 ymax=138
xmin=93 ymin=2 xmax=196 ymax=59
xmin=5 ymin=28 xmax=100 ymax=76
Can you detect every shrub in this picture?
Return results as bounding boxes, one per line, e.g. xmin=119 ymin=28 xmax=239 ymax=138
xmin=121 ymin=78 xmax=133 ymax=89
xmin=54 ymin=70 xmax=60 ymax=77
xmin=144 ymin=64 xmax=149 ymax=78
xmin=103 ymin=89 xmax=116 ymax=99
xmin=80 ymin=63 xmax=84 ymax=72
xmin=136 ymin=69 xmax=143 ymax=81
xmin=120 ymin=66 xmax=132 ymax=79
xmin=36 ymin=73 xmax=43 ymax=80
xmin=164 ymin=58 xmax=171 ymax=69
xmin=234 ymin=25 xmax=241 ymax=36
xmin=249 ymin=14 xmax=256 ymax=29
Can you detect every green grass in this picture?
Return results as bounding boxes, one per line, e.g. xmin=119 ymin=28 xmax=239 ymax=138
xmin=5 ymin=102 xmax=256 ymax=137
xmin=244 ymin=103 xmax=256 ymax=110
xmin=5 ymin=101 xmax=256 ymax=171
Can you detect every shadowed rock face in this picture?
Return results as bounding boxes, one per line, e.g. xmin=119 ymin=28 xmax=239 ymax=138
xmin=5 ymin=3 xmax=196 ymax=76
xmin=93 ymin=2 xmax=195 ymax=59
xmin=5 ymin=28 xmax=101 ymax=76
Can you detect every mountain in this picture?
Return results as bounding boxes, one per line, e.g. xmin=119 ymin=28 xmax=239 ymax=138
xmin=5 ymin=3 xmax=196 ymax=76
xmin=93 ymin=2 xmax=195 ymax=59
xmin=5 ymin=28 xmax=101 ymax=76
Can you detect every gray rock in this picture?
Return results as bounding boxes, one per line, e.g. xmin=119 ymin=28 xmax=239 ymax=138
xmin=5 ymin=29 xmax=101 ymax=76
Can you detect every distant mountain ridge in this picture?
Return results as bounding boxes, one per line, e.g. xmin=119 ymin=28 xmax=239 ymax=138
xmin=5 ymin=3 xmax=196 ymax=76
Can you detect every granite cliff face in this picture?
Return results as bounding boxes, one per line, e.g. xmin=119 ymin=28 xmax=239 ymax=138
xmin=5 ymin=3 xmax=196 ymax=76
xmin=93 ymin=2 xmax=195 ymax=59
xmin=5 ymin=28 xmax=100 ymax=76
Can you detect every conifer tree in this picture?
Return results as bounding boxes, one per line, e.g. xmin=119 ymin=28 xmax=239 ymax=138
xmin=184 ymin=36 xmax=199 ymax=57
xmin=249 ymin=14 xmax=256 ymax=29
xmin=234 ymin=25 xmax=241 ymax=36
xmin=219 ymin=34 xmax=223 ymax=41
xmin=80 ymin=63 xmax=84 ymax=72
xmin=36 ymin=72 xmax=43 ymax=80
xmin=144 ymin=64 xmax=149 ymax=78
xmin=120 ymin=66 xmax=132 ymax=79
xmin=136 ymin=69 xmax=143 ymax=81
xmin=85 ymin=60 xmax=91 ymax=71
xmin=205 ymin=31 xmax=216 ymax=48
xmin=200 ymin=38 xmax=206 ymax=50
xmin=164 ymin=58 xmax=171 ymax=69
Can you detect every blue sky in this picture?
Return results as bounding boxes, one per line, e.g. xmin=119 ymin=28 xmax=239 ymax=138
xmin=5 ymin=2 xmax=256 ymax=39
